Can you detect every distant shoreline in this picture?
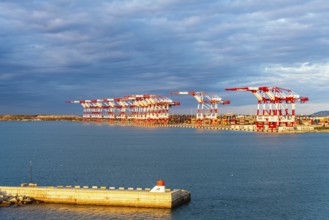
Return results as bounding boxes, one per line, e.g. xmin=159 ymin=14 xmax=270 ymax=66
xmin=1 ymin=114 xmax=328 ymax=133
xmin=0 ymin=115 xmax=82 ymax=122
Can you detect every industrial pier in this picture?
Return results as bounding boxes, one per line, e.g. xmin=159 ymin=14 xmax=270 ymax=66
xmin=0 ymin=181 xmax=190 ymax=209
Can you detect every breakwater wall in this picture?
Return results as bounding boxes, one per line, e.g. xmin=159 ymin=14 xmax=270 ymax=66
xmin=0 ymin=185 xmax=190 ymax=209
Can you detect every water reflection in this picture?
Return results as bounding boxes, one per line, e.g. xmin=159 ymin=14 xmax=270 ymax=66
xmin=11 ymin=203 xmax=172 ymax=220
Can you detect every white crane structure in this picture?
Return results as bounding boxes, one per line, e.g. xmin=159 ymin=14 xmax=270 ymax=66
xmin=66 ymin=94 xmax=180 ymax=125
xmin=169 ymin=91 xmax=230 ymax=125
xmin=225 ymin=86 xmax=309 ymax=129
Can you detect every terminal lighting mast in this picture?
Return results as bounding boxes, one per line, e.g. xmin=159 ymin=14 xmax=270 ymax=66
xmin=170 ymin=91 xmax=230 ymax=125
xmin=225 ymin=86 xmax=309 ymax=130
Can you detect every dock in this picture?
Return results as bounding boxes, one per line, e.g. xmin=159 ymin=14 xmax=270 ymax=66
xmin=0 ymin=180 xmax=190 ymax=209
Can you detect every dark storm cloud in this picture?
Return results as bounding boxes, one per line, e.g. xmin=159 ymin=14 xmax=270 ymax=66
xmin=0 ymin=0 xmax=328 ymax=114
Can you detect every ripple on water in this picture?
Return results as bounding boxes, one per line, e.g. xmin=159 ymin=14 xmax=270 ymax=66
xmin=0 ymin=203 xmax=172 ymax=220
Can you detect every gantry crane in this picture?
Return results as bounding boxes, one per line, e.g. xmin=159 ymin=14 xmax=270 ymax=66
xmin=65 ymin=99 xmax=104 ymax=121
xmin=225 ymin=86 xmax=309 ymax=130
xmin=66 ymin=94 xmax=180 ymax=125
xmin=169 ymin=91 xmax=230 ymax=125
xmin=125 ymin=94 xmax=180 ymax=124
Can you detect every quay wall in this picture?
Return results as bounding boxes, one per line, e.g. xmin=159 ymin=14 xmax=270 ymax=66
xmin=0 ymin=186 xmax=190 ymax=208
xmin=156 ymin=124 xmax=318 ymax=133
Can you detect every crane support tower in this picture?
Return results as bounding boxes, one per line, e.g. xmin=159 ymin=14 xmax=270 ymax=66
xmin=65 ymin=94 xmax=180 ymax=125
xmin=225 ymin=86 xmax=309 ymax=130
xmin=169 ymin=91 xmax=230 ymax=125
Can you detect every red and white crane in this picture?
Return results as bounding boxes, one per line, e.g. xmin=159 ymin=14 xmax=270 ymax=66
xmin=225 ymin=86 xmax=309 ymax=129
xmin=66 ymin=94 xmax=180 ymax=125
xmin=65 ymin=99 xmax=105 ymax=120
xmin=169 ymin=91 xmax=230 ymax=125
xmin=102 ymin=98 xmax=117 ymax=121
xmin=124 ymin=94 xmax=180 ymax=124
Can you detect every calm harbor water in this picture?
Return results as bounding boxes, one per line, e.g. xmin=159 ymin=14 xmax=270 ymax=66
xmin=0 ymin=121 xmax=328 ymax=219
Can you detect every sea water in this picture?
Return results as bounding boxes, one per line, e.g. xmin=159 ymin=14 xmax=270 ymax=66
xmin=0 ymin=121 xmax=328 ymax=219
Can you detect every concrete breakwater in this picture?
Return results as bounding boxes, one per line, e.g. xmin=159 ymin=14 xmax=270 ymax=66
xmin=0 ymin=183 xmax=190 ymax=209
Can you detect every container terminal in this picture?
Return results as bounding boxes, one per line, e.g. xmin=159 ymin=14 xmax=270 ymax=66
xmin=63 ymin=86 xmax=328 ymax=132
xmin=1 ymin=86 xmax=327 ymax=132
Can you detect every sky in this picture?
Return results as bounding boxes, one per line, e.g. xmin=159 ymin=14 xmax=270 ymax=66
xmin=0 ymin=0 xmax=328 ymax=115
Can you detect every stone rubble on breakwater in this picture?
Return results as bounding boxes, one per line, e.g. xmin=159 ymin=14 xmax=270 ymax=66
xmin=0 ymin=193 xmax=36 ymax=207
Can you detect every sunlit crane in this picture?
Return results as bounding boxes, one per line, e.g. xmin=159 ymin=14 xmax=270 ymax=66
xmin=66 ymin=94 xmax=180 ymax=125
xmin=169 ymin=91 xmax=230 ymax=125
xmin=225 ymin=86 xmax=309 ymax=130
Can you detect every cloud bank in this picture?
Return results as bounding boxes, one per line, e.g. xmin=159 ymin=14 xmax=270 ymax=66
xmin=0 ymin=0 xmax=328 ymax=114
